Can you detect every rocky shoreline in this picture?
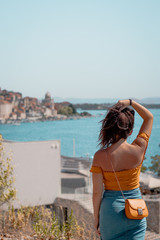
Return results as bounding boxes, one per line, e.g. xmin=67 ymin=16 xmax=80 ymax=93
xmin=0 ymin=113 xmax=94 ymax=125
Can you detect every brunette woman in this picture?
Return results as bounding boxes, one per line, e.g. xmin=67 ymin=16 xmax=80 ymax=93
xmin=90 ymin=99 xmax=153 ymax=240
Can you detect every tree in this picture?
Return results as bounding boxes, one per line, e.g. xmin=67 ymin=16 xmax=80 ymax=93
xmin=149 ymin=155 xmax=160 ymax=176
xmin=58 ymin=106 xmax=73 ymax=116
xmin=79 ymin=111 xmax=92 ymax=117
xmin=69 ymin=104 xmax=77 ymax=114
xmin=0 ymin=134 xmax=16 ymax=206
xmin=141 ymin=157 xmax=148 ymax=173
xmin=141 ymin=164 xmax=148 ymax=173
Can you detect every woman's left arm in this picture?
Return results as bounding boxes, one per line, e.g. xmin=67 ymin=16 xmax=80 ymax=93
xmin=92 ymin=172 xmax=103 ymax=236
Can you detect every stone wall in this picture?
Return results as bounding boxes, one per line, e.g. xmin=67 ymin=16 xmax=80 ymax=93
xmin=144 ymin=195 xmax=160 ymax=233
xmin=54 ymin=197 xmax=99 ymax=240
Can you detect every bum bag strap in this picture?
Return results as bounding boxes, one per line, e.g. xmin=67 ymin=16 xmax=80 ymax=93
xmin=109 ymin=156 xmax=143 ymax=200
xmin=109 ymin=157 xmax=126 ymax=201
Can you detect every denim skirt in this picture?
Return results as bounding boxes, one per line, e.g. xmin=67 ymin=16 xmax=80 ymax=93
xmin=99 ymin=188 xmax=147 ymax=240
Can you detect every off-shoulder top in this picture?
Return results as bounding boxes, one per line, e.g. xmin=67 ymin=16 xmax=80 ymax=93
xmin=90 ymin=132 xmax=149 ymax=191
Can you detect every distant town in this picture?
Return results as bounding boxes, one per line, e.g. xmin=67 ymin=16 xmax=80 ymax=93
xmin=0 ymin=88 xmax=92 ymax=124
xmin=0 ymin=88 xmax=160 ymax=124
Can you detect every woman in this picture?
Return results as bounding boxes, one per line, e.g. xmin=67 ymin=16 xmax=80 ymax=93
xmin=90 ymin=99 xmax=153 ymax=240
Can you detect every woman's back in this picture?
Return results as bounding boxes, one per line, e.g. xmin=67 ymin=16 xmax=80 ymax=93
xmin=96 ymin=137 xmax=145 ymax=172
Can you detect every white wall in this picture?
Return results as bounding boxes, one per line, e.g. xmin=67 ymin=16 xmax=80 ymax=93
xmin=3 ymin=140 xmax=61 ymax=209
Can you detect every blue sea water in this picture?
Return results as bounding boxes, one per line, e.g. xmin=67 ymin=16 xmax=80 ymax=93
xmin=0 ymin=109 xmax=160 ymax=167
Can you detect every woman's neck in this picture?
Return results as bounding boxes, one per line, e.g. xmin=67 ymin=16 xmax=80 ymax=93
xmin=110 ymin=138 xmax=127 ymax=151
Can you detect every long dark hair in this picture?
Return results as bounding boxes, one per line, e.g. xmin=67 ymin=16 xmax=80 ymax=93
xmin=99 ymin=103 xmax=135 ymax=148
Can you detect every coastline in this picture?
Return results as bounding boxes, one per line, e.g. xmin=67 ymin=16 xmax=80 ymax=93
xmin=74 ymin=103 xmax=160 ymax=110
xmin=0 ymin=113 xmax=94 ymax=125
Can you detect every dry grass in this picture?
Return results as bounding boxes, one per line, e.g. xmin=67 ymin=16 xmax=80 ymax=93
xmin=54 ymin=198 xmax=99 ymax=240
xmin=0 ymin=204 xmax=86 ymax=240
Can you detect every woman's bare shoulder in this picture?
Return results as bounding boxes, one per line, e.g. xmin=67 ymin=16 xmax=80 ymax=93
xmin=93 ymin=149 xmax=107 ymax=165
xmin=94 ymin=149 xmax=107 ymax=157
xmin=124 ymin=143 xmax=144 ymax=166
xmin=131 ymin=138 xmax=147 ymax=154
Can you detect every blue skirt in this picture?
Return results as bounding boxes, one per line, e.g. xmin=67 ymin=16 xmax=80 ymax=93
xmin=100 ymin=188 xmax=147 ymax=240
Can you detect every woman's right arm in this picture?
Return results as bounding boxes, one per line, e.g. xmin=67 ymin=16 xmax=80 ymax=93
xmin=131 ymin=100 xmax=153 ymax=137
xmin=118 ymin=99 xmax=153 ymax=137
xmin=118 ymin=99 xmax=153 ymax=152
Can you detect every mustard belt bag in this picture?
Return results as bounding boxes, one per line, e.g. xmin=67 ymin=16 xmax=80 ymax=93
xmin=125 ymin=199 xmax=148 ymax=219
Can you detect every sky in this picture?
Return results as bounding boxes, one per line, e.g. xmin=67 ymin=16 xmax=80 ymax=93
xmin=0 ymin=0 xmax=160 ymax=100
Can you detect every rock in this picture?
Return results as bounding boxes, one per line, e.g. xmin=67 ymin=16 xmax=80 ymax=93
xmin=140 ymin=172 xmax=160 ymax=189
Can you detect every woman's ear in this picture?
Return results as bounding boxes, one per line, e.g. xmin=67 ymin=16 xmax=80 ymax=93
xmin=129 ymin=130 xmax=133 ymax=136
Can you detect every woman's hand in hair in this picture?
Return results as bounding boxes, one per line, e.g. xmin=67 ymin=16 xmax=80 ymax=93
xmin=118 ymin=99 xmax=130 ymax=109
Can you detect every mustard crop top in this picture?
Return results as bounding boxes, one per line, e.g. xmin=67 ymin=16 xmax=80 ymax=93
xmin=90 ymin=132 xmax=149 ymax=191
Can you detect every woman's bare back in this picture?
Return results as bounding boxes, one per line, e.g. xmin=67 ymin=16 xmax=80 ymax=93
xmin=96 ymin=138 xmax=145 ymax=172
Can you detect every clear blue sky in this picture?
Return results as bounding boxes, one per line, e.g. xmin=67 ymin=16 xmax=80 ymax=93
xmin=0 ymin=0 xmax=160 ymax=100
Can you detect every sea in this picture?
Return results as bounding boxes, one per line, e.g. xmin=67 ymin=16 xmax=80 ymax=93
xmin=0 ymin=109 xmax=160 ymax=168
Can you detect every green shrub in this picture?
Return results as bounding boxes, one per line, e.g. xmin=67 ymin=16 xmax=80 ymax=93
xmin=149 ymin=155 xmax=160 ymax=176
xmin=0 ymin=134 xmax=16 ymax=206
xmin=58 ymin=106 xmax=73 ymax=116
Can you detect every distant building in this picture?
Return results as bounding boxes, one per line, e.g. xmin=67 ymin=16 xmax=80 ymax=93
xmin=9 ymin=112 xmax=17 ymax=120
xmin=0 ymin=90 xmax=23 ymax=120
xmin=24 ymin=97 xmax=38 ymax=107
xmin=0 ymin=101 xmax=13 ymax=119
xmin=0 ymin=89 xmax=57 ymax=121
xmin=12 ymin=106 xmax=26 ymax=120
xmin=45 ymin=92 xmax=52 ymax=102
xmin=42 ymin=92 xmax=57 ymax=117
